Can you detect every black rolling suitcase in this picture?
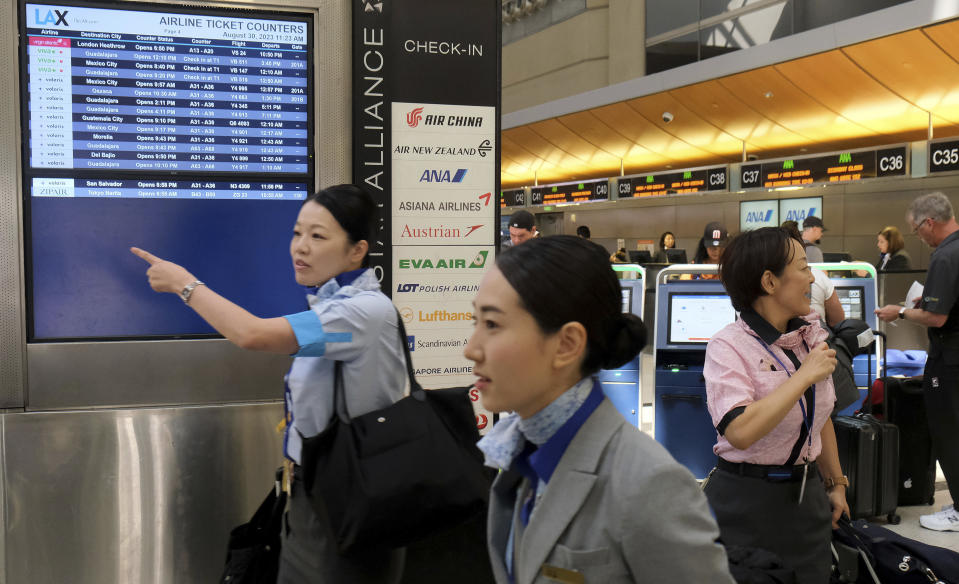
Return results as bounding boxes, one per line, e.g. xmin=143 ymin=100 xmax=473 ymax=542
xmin=833 ymin=331 xmax=900 ymax=524
xmin=883 ymin=375 xmax=937 ymax=507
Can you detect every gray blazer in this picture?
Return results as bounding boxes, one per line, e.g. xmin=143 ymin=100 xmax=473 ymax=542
xmin=488 ymin=400 xmax=734 ymax=584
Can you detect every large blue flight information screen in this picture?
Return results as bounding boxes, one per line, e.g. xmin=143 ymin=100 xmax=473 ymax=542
xmin=20 ymin=1 xmax=314 ymax=341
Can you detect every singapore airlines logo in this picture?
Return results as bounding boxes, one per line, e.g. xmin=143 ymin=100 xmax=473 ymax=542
xmin=406 ymin=107 xmax=424 ymax=128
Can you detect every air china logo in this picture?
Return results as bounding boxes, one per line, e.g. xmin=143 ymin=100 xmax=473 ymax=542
xmin=420 ymin=168 xmax=466 ymax=183
xmin=403 ymin=107 xmax=485 ymax=128
xmin=406 ymin=107 xmax=424 ymax=128
xmin=398 ymin=250 xmax=489 ymax=270
xmin=401 ymin=224 xmax=484 ymax=239
xmin=34 ymin=8 xmax=69 ymax=25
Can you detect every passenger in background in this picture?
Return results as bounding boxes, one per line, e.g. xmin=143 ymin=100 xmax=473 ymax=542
xmin=686 ymin=222 xmax=726 ymax=280
xmin=802 ymin=216 xmax=826 ymax=263
xmin=704 ymin=226 xmax=848 ymax=584
xmin=783 ymin=222 xmax=844 ymax=327
xmin=610 ymin=247 xmax=628 ymax=263
xmin=875 ymin=225 xmax=912 ymax=271
xmin=575 ymin=225 xmax=591 ymax=239
xmin=132 ymin=184 xmax=406 ymax=584
xmin=509 ymin=210 xmax=538 ymax=246
xmin=466 ymin=236 xmax=734 ymax=584
xmin=654 ymin=230 xmax=676 ymax=263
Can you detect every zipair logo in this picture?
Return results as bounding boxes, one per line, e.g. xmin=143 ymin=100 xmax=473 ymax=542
xmin=33 ymin=8 xmax=69 ymax=26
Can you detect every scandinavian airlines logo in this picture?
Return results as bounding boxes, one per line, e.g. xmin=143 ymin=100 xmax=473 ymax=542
xmin=407 ymin=107 xmax=424 ymax=127
xmin=419 ymin=168 xmax=467 ymax=183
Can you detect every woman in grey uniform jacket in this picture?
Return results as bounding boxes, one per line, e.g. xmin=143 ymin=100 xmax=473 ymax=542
xmin=132 ymin=184 xmax=405 ymax=584
xmin=464 ymin=236 xmax=734 ymax=584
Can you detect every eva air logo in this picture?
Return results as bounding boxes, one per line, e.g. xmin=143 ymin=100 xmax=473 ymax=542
xmin=469 ymin=250 xmax=488 ymax=268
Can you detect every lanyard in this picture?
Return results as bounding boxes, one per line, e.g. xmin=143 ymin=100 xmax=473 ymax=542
xmin=751 ymin=335 xmax=815 ymax=462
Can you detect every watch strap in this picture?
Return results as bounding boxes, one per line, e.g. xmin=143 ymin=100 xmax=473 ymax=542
xmin=180 ymin=280 xmax=205 ymax=304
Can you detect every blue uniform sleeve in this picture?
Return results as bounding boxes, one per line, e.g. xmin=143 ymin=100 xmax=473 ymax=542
xmin=283 ymin=293 xmax=396 ymax=360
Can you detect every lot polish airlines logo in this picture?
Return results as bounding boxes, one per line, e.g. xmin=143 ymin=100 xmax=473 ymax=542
xmin=407 ymin=107 xmax=424 ymax=127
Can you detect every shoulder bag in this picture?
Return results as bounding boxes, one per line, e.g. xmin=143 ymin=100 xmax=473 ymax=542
xmin=219 ymin=467 xmax=286 ymax=584
xmin=298 ymin=312 xmax=489 ymax=554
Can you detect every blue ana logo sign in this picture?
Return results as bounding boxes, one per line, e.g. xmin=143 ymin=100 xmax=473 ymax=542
xmin=745 ymin=209 xmax=774 ymax=223
xmin=419 ymin=168 xmax=466 ymax=183
xmin=784 ymin=207 xmax=818 ymax=222
xmin=34 ymin=8 xmax=69 ymax=25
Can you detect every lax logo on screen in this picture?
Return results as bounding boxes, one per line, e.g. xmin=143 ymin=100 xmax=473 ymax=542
xmin=34 ymin=8 xmax=69 ymax=25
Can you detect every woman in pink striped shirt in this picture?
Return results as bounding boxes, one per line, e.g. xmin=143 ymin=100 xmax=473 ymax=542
xmin=703 ymin=226 xmax=849 ymax=584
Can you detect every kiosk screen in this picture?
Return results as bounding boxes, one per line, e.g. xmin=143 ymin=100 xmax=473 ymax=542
xmin=835 ymin=286 xmax=865 ymax=321
xmin=667 ymin=293 xmax=735 ymax=345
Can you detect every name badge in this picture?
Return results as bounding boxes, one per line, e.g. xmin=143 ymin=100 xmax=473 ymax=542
xmin=541 ymin=564 xmax=585 ymax=584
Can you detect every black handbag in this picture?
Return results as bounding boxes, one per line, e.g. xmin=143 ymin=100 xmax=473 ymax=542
xmin=298 ymin=314 xmax=489 ymax=554
xmin=219 ymin=467 xmax=287 ymax=584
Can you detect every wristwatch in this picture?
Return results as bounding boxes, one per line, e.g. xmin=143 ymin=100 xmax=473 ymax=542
xmin=898 ymin=306 xmax=907 ymax=320
xmin=180 ymin=280 xmax=205 ymax=304
xmin=824 ymin=475 xmax=850 ymax=490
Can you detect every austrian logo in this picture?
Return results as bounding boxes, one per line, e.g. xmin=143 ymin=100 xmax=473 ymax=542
xmin=400 ymin=223 xmax=484 ymax=239
xmin=406 ymin=107 xmax=424 ymax=128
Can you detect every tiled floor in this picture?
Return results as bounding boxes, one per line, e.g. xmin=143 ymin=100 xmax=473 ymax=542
xmin=873 ymin=465 xmax=959 ymax=552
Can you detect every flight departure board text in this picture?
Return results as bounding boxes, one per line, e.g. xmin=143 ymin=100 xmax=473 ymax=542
xmin=25 ymin=3 xmax=310 ymax=174
xmin=740 ymin=146 xmax=906 ymax=189
xmin=500 ymin=188 xmax=525 ymax=207
xmin=530 ymin=180 xmax=608 ymax=205
xmin=618 ymin=166 xmax=726 ymax=197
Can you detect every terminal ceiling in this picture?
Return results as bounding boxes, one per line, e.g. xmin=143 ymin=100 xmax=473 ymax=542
xmin=500 ymin=18 xmax=959 ymax=189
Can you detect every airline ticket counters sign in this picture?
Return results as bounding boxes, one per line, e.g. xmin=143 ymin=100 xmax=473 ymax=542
xmin=353 ymin=0 xmax=499 ymax=431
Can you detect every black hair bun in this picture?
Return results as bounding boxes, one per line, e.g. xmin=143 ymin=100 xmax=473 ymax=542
xmin=600 ymin=313 xmax=648 ymax=370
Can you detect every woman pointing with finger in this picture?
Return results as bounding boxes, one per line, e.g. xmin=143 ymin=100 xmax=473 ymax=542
xmin=132 ymin=184 xmax=406 ymax=584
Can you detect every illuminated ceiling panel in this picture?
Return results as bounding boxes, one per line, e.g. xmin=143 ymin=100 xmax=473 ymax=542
xmin=500 ymin=20 xmax=959 ymax=189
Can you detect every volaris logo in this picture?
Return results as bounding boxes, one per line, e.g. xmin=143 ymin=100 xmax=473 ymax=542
xmin=34 ymin=8 xmax=69 ymax=25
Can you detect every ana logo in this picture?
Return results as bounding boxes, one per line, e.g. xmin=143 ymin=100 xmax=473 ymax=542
xmin=785 ymin=207 xmax=818 ymax=221
xmin=397 ymin=250 xmax=489 ymax=270
xmin=419 ymin=168 xmax=466 ymax=183
xmin=746 ymin=209 xmax=775 ymax=223
xmin=406 ymin=107 xmax=424 ymax=128
xmin=34 ymin=8 xmax=69 ymax=25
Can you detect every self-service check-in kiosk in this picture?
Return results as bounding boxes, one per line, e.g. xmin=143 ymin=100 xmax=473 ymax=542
xmin=653 ymin=265 xmax=735 ymax=479
xmin=599 ymin=264 xmax=646 ymax=427
xmin=813 ymin=262 xmax=881 ymax=415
